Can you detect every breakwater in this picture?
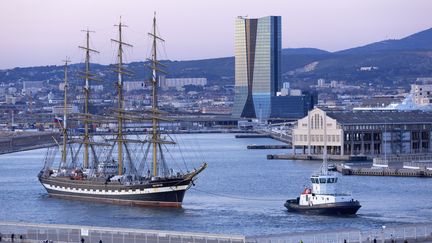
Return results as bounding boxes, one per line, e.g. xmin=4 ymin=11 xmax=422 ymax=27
xmin=337 ymin=165 xmax=432 ymax=177
xmin=235 ymin=131 xmax=291 ymax=144
xmin=0 ymin=129 xmax=250 ymax=155
xmin=0 ymin=131 xmax=60 ymax=155
xmin=235 ymin=134 xmax=271 ymax=138
xmin=247 ymin=144 xmax=290 ymax=149
xmin=267 ymin=153 xmax=369 ymax=161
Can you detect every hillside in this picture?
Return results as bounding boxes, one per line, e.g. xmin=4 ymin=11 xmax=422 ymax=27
xmin=337 ymin=28 xmax=432 ymax=54
xmin=1 ymin=28 xmax=432 ymax=88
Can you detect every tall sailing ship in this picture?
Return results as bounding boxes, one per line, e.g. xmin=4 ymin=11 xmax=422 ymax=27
xmin=38 ymin=15 xmax=207 ymax=207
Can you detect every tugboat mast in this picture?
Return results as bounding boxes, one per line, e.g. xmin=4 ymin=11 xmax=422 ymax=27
xmin=111 ymin=17 xmax=133 ymax=176
xmin=79 ymin=29 xmax=99 ymax=169
xmin=322 ymin=112 xmax=328 ymax=175
xmin=61 ymin=58 xmax=70 ymax=166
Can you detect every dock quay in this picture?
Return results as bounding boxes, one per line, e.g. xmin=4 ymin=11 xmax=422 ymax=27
xmin=336 ymin=164 xmax=432 ymax=177
xmin=0 ymin=129 xmax=249 ymax=155
xmin=235 ymin=134 xmax=271 ymax=138
xmin=373 ymin=154 xmax=432 ymax=169
xmin=234 ymin=130 xmax=291 ymax=144
xmin=1 ymin=221 xmax=431 ymax=243
xmin=0 ymin=131 xmax=60 ymax=155
xmin=267 ymin=153 xmax=369 ymax=161
xmin=247 ymin=144 xmax=290 ymax=149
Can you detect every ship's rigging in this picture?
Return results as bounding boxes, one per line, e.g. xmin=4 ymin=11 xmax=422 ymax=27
xmin=39 ymin=14 xmax=206 ymax=207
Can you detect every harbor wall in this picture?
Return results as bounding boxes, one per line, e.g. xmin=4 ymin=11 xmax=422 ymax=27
xmin=267 ymin=153 xmax=369 ymax=161
xmin=0 ymin=130 xmax=250 ymax=155
xmin=337 ymin=165 xmax=432 ymax=177
xmin=0 ymin=132 xmax=60 ymax=155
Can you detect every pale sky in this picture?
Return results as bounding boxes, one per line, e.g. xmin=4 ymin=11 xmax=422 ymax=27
xmin=0 ymin=0 xmax=431 ymax=69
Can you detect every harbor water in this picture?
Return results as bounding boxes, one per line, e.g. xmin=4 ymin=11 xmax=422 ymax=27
xmin=0 ymin=133 xmax=431 ymax=236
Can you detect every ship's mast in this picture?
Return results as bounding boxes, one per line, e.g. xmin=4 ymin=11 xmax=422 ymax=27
xmin=149 ymin=13 xmax=165 ymax=177
xmin=111 ymin=17 xmax=132 ymax=176
xmin=79 ymin=29 xmax=99 ymax=169
xmin=61 ymin=58 xmax=70 ymax=166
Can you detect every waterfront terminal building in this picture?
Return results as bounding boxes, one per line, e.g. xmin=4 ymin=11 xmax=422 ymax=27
xmin=292 ymin=108 xmax=432 ymax=156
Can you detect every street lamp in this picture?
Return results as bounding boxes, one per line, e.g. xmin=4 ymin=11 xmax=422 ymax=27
xmin=382 ymin=225 xmax=386 ymax=243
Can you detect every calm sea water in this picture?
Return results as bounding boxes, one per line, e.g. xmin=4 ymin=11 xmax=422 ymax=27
xmin=0 ymin=133 xmax=431 ymax=236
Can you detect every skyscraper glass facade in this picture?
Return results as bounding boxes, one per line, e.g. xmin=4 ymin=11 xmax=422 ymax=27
xmin=232 ymin=16 xmax=281 ymax=119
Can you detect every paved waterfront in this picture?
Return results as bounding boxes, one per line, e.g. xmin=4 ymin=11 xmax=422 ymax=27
xmin=0 ymin=221 xmax=244 ymax=243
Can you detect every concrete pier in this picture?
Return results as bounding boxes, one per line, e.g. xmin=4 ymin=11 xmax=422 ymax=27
xmin=0 ymin=131 xmax=60 ymax=155
xmin=337 ymin=165 xmax=432 ymax=177
xmin=247 ymin=144 xmax=290 ymax=149
xmin=267 ymin=153 xmax=369 ymax=161
xmin=235 ymin=134 xmax=271 ymax=138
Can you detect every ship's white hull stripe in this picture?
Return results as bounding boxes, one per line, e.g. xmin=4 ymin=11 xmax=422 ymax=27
xmin=42 ymin=183 xmax=189 ymax=195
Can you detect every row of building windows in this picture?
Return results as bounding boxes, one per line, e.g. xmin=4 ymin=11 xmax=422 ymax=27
xmin=299 ymin=123 xmax=432 ymax=132
xmin=344 ymin=124 xmax=431 ymax=131
xmin=311 ymin=114 xmax=324 ymax=130
xmin=295 ymin=134 xmax=340 ymax=143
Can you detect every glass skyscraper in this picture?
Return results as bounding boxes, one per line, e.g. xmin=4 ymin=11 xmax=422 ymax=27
xmin=232 ymin=16 xmax=281 ymax=119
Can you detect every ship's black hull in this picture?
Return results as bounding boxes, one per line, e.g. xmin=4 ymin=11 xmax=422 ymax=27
xmin=39 ymin=176 xmax=191 ymax=207
xmin=284 ymin=199 xmax=361 ymax=215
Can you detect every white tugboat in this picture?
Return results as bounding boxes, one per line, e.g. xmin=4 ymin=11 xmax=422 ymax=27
xmin=285 ymin=113 xmax=361 ymax=215
xmin=284 ymin=170 xmax=361 ymax=215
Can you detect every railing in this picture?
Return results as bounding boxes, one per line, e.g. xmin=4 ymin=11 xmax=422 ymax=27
xmin=404 ymin=162 xmax=432 ymax=169
xmin=248 ymin=223 xmax=432 ymax=243
xmin=373 ymin=154 xmax=432 ymax=166
xmin=2 ymin=221 xmax=431 ymax=243
xmin=0 ymin=221 xmax=245 ymax=243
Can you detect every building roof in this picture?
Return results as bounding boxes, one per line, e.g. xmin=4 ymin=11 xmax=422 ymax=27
xmin=327 ymin=110 xmax=432 ymax=125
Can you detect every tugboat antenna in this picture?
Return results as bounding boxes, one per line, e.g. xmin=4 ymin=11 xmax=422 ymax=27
xmin=322 ymin=111 xmax=328 ymax=175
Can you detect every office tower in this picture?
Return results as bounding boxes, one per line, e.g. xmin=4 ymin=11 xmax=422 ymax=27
xmin=232 ymin=16 xmax=281 ymax=119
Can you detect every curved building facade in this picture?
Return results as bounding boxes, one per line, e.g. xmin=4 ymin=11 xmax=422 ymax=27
xmin=232 ymin=16 xmax=281 ymax=119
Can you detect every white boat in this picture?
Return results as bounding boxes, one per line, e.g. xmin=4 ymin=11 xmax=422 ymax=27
xmin=285 ymin=112 xmax=361 ymax=215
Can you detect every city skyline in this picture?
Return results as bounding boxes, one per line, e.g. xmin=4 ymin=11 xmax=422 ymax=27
xmin=0 ymin=0 xmax=431 ymax=69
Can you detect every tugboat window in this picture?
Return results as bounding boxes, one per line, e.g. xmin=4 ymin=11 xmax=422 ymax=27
xmin=320 ymin=178 xmax=326 ymax=183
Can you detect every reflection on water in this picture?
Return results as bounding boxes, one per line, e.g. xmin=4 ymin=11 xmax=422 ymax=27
xmin=0 ymin=133 xmax=430 ymax=235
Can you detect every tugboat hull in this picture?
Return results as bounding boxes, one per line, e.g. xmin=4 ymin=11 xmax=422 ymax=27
xmin=284 ymin=199 xmax=361 ymax=215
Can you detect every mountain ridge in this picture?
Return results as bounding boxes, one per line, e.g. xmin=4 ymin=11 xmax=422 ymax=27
xmin=1 ymin=27 xmax=431 ymax=87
